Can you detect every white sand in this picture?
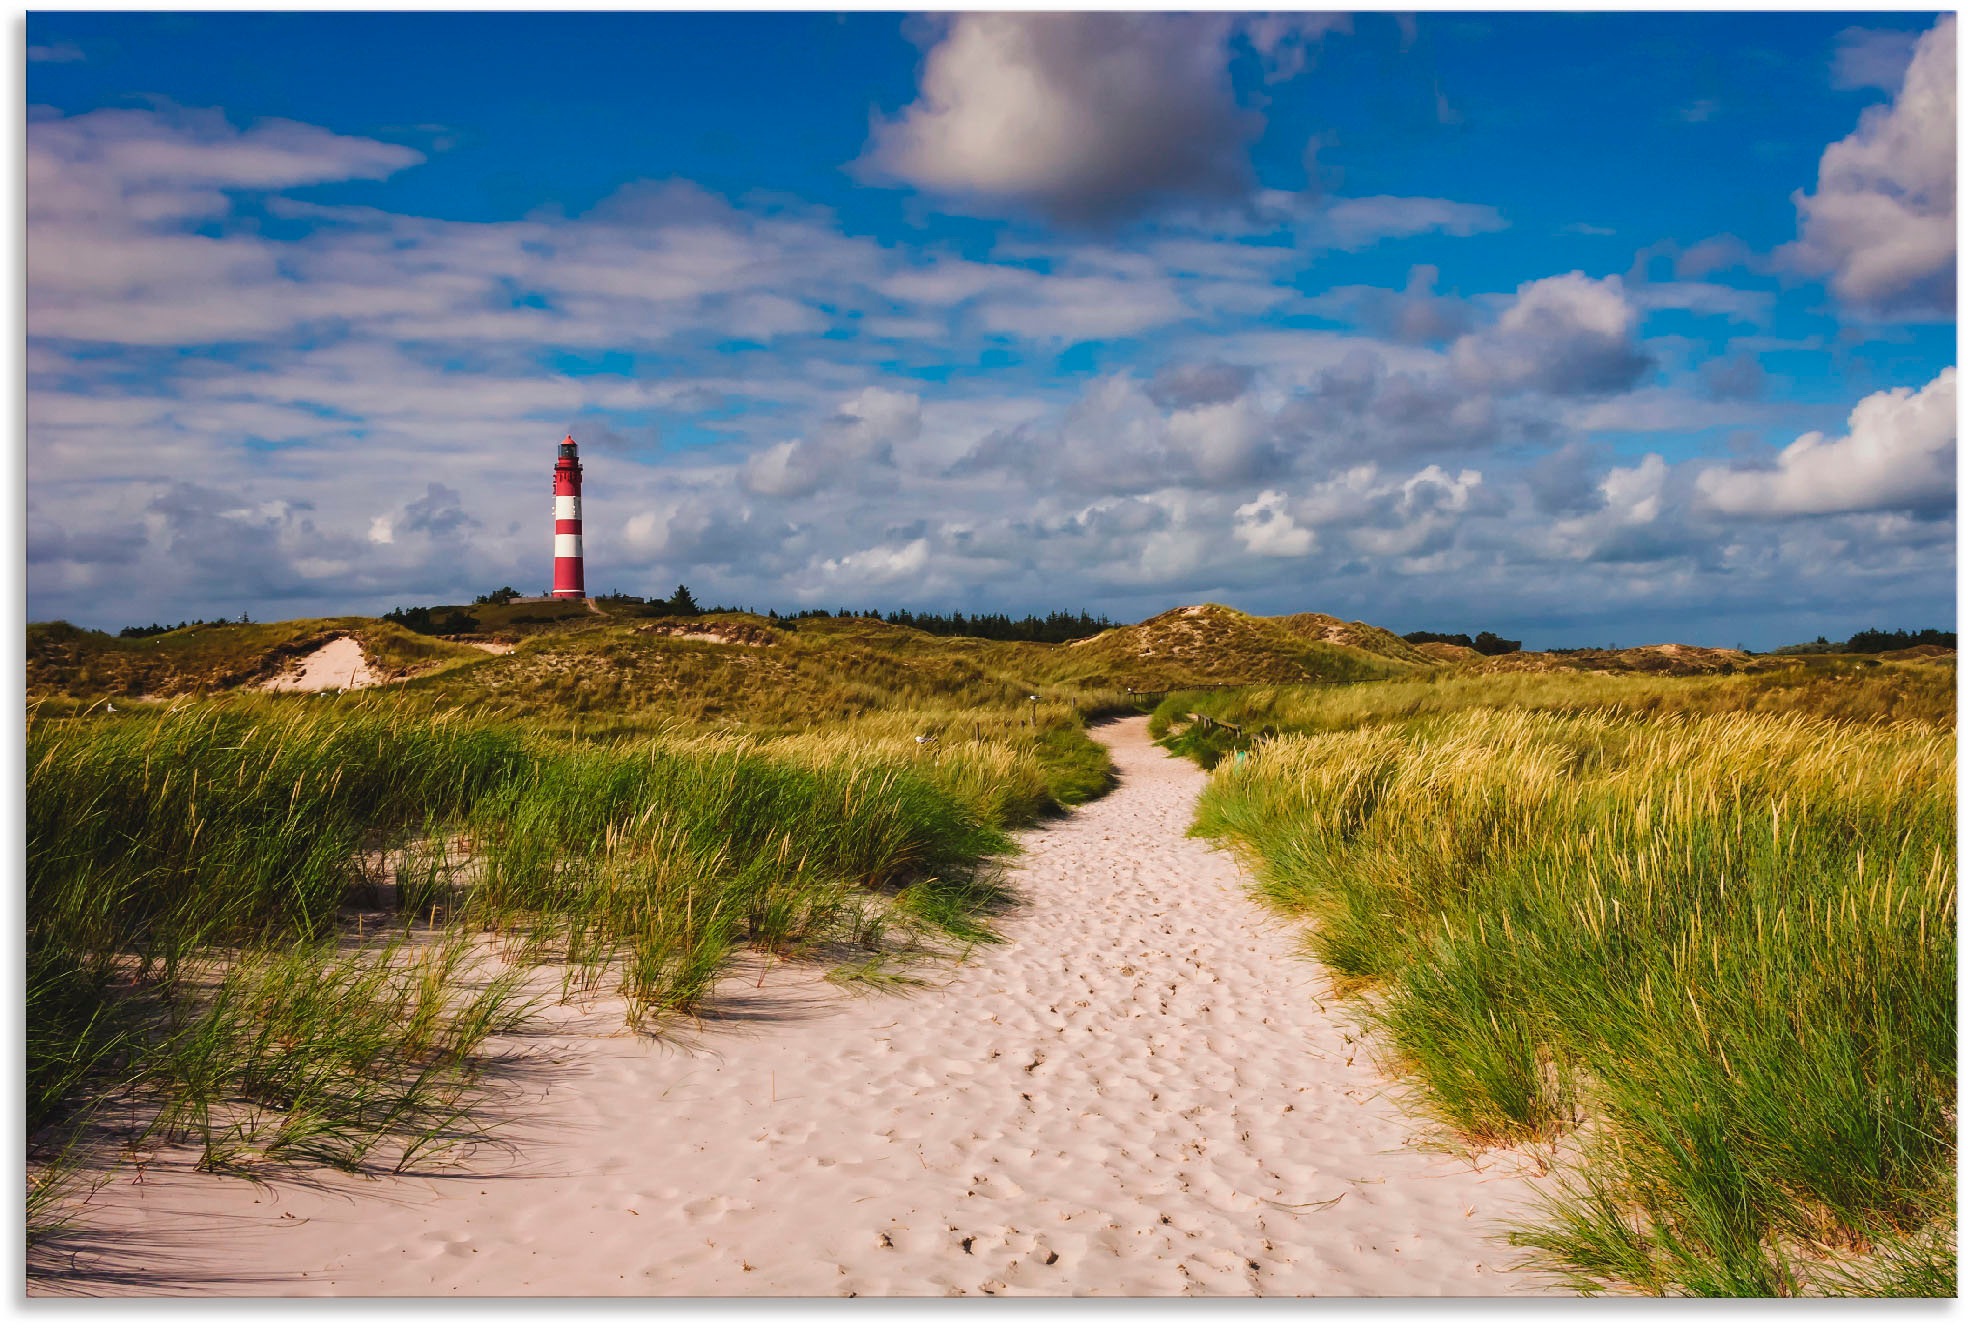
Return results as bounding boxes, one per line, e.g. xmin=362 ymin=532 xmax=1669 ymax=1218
xmin=259 ymin=636 xmax=378 ymax=692
xmin=36 ymin=718 xmax=1562 ymax=1297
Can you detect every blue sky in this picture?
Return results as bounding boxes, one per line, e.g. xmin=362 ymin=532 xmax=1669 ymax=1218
xmin=25 ymin=11 xmax=1957 ymax=647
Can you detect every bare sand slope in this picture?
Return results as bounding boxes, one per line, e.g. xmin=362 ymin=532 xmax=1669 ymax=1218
xmin=259 ymin=636 xmax=377 ymax=692
xmin=41 ymin=718 xmax=1559 ymax=1298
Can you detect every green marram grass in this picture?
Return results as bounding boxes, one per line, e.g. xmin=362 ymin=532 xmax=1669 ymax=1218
xmin=25 ymin=678 xmax=1073 ymax=1228
xmin=1186 ymin=663 xmax=1955 ymax=1296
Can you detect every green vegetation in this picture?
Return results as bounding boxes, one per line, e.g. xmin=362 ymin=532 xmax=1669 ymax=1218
xmin=1402 ymin=628 xmax=1522 ymax=654
xmin=1775 ymin=627 xmax=1956 ymax=656
xmin=28 ymin=616 xmax=490 ymax=697
xmin=878 ymin=607 xmax=1116 ymax=644
xmin=26 ymin=605 xmax=1150 ymax=1231
xmin=29 ymin=597 xmax=1953 ymax=1283
xmin=1047 ymin=604 xmax=1432 ymax=690
xmin=1181 ymin=660 xmax=1955 ymax=1296
xmin=27 ymin=699 xmax=1029 ymax=1203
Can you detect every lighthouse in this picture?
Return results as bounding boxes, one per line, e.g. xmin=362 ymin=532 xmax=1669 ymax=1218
xmin=551 ymin=434 xmax=585 ymax=598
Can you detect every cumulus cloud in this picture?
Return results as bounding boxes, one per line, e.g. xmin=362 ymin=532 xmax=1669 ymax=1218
xmin=22 ymin=97 xmax=1953 ymax=645
xmin=810 ymin=538 xmax=931 ymax=590
xmin=1450 ymin=272 xmax=1652 ymax=396
xmin=1233 ymin=489 xmax=1316 ymax=557
xmin=398 ymin=482 xmax=475 ymax=540
xmin=1697 ymin=367 xmax=1955 ymax=517
xmin=1146 ymin=360 xmax=1254 ymax=409
xmin=1567 ymin=453 xmax=1703 ymax=566
xmin=623 ymin=493 xmax=781 ymax=570
xmin=1166 ymin=395 xmax=1276 ymax=485
xmin=1789 ymin=15 xmax=1955 ymax=316
xmin=742 ymin=386 xmax=920 ymax=499
xmin=866 ymin=13 xmax=1349 ymax=224
xmin=1259 ymin=345 xmax=1514 ymax=462
xmin=866 ymin=14 xmax=1253 ymax=223
xmin=1307 ymin=463 xmax=1487 ymax=561
xmin=1524 ymin=441 xmax=1612 ymax=517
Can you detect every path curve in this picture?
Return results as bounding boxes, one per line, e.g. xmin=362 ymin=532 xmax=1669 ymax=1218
xmin=41 ymin=718 xmax=1558 ymax=1297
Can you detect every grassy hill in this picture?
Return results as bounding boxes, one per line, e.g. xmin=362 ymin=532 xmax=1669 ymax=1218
xmin=27 ymin=601 xmax=1441 ymax=711
xmin=26 ymin=617 xmax=490 ymax=698
xmin=1049 ymin=604 xmax=1428 ymax=689
xmin=32 ymin=602 xmax=1949 ymax=714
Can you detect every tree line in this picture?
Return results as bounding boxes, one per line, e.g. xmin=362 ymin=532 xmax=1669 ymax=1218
xmin=1402 ymin=628 xmax=1522 ymax=656
xmin=117 ymin=615 xmax=251 ymax=638
xmin=1776 ymin=627 xmax=1957 ymax=655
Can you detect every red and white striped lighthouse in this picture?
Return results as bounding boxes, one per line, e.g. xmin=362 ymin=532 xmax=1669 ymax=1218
xmin=551 ymin=434 xmax=585 ymax=599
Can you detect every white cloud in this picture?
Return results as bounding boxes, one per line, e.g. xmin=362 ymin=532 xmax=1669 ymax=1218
xmin=1450 ymin=271 xmax=1652 ymax=396
xmin=1167 ymin=396 xmax=1272 ymax=485
xmin=1789 ymin=15 xmax=1955 ymax=316
xmin=1697 ymin=368 xmax=1955 ymax=517
xmin=1233 ymin=489 xmax=1316 ymax=557
xmin=21 ymin=100 xmax=1954 ymax=645
xmin=866 ymin=14 xmax=1250 ymax=222
xmin=741 ymin=386 xmax=921 ymax=498
xmin=865 ymin=13 xmax=1342 ymax=223
xmin=1601 ymin=454 xmax=1668 ymax=526
xmin=814 ymin=538 xmax=931 ymax=587
xmin=1316 ymin=196 xmax=1507 ymax=250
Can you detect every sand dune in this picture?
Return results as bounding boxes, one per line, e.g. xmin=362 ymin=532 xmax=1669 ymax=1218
xmin=38 ymin=718 xmax=1561 ymax=1298
xmin=258 ymin=636 xmax=377 ymax=692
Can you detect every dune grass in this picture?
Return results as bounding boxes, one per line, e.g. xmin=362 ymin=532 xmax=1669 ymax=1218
xmin=1188 ymin=670 xmax=1955 ymax=1296
xmin=25 ymin=690 xmax=1046 ymax=1226
xmin=1155 ymin=655 xmax=1954 ymax=737
xmin=26 ymin=617 xmax=491 ymax=699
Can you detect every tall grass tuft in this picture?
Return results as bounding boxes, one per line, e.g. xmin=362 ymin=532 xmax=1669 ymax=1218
xmin=28 ymin=697 xmax=1025 ymax=1216
xmin=1195 ymin=698 xmax=1954 ymax=1296
xmin=454 ymin=740 xmax=1014 ymax=1012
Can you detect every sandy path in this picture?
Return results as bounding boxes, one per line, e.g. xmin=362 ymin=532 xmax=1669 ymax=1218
xmin=37 ymin=718 xmax=1558 ymax=1297
xmin=259 ymin=636 xmax=377 ymax=692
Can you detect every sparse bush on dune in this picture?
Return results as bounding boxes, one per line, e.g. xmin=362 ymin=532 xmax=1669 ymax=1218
xmin=1189 ymin=669 xmax=1956 ymax=1296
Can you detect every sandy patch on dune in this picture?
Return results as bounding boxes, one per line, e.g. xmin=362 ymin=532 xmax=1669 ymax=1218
xmin=36 ymin=718 xmax=1563 ymax=1298
xmin=259 ymin=636 xmax=378 ymax=692
xmin=638 ymin=621 xmax=777 ymax=648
